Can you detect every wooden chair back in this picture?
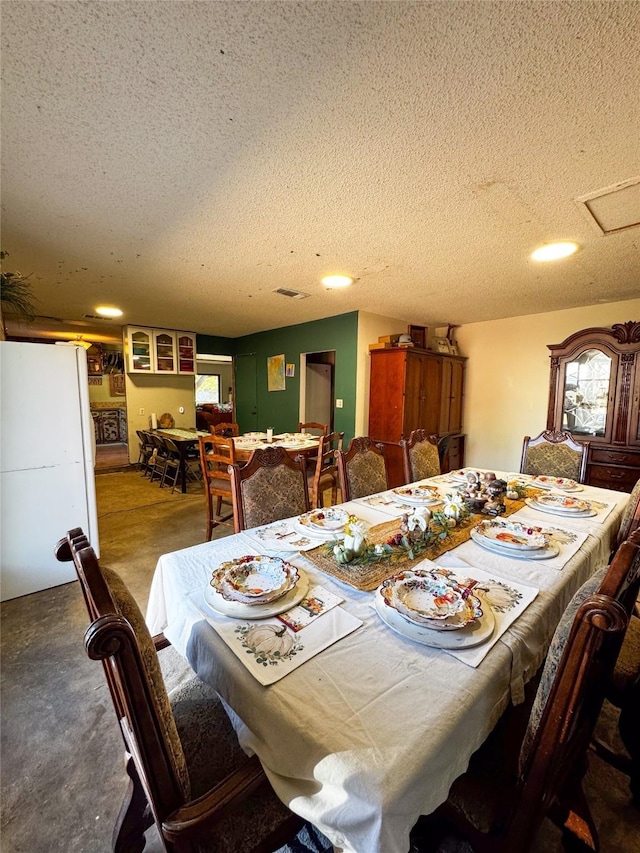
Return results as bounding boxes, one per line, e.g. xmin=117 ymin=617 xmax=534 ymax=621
xmin=616 ymin=477 xmax=640 ymax=550
xmin=310 ymin=431 xmax=344 ymax=508
xmin=298 ymin=421 xmax=328 ymax=437
xmin=336 ymin=436 xmax=388 ymax=501
xmin=210 ymin=421 xmax=240 ymax=437
xmin=198 ymin=435 xmax=235 ymax=538
xmin=400 ymin=430 xmax=440 ymax=483
xmin=520 ymin=429 xmax=589 ymax=482
xmin=430 ymin=529 xmax=640 ymax=853
xmin=511 ymin=529 xmax=640 ymax=848
xmin=230 ymin=446 xmax=309 ymax=532
xmin=54 ymin=529 xmax=191 ymax=839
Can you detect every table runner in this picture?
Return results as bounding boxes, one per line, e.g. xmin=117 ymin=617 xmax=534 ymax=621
xmin=303 ymin=500 xmax=527 ymax=591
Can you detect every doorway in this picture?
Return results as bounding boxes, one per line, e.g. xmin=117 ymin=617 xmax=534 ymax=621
xmin=234 ymin=353 xmax=258 ymax=432
xmin=300 ymin=351 xmax=335 ymax=432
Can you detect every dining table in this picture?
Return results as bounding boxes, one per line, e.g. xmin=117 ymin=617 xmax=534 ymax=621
xmin=230 ymin=431 xmax=321 ymax=462
xmin=153 ymin=428 xmax=209 ymax=492
xmin=146 ymin=469 xmax=629 ymax=853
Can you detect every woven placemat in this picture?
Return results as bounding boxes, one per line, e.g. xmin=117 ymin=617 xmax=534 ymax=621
xmin=303 ymin=498 xmax=528 ymax=591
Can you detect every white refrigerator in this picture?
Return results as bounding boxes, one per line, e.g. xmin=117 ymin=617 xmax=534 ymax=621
xmin=1 ymin=341 xmax=99 ymax=601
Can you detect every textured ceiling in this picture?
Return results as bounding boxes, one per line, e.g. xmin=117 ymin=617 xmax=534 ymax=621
xmin=1 ymin=0 xmax=639 ymax=344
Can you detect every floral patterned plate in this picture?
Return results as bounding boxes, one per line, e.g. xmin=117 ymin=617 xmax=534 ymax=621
xmin=298 ymin=507 xmax=350 ymax=533
xmin=392 ymin=485 xmax=441 ymax=505
xmin=470 ymin=528 xmax=560 ymax=560
xmin=379 ymin=569 xmax=483 ymax=631
xmin=374 ymin=585 xmax=495 ymax=649
xmin=205 ymin=569 xmax=309 ymax=619
xmin=530 ymin=476 xmax=582 ymax=492
xmin=525 ymin=494 xmax=595 ymax=516
xmin=472 ymin=519 xmax=549 ymax=551
xmin=211 ymin=556 xmax=299 ymax=604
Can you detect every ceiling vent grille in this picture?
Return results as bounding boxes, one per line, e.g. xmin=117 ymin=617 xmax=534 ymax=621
xmin=272 ymin=288 xmax=310 ymax=299
xmin=83 ymin=313 xmax=114 ymax=320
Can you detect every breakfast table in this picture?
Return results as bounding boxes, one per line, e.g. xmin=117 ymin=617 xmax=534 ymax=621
xmin=152 ymin=428 xmax=209 ymax=493
xmin=146 ymin=470 xmax=628 ymax=853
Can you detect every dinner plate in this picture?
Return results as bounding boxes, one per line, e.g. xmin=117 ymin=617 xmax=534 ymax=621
xmin=243 ymin=432 xmax=267 ymax=439
xmin=378 ymin=569 xmax=483 ymax=631
xmin=374 ymin=590 xmax=495 ymax=649
xmin=204 ymin=569 xmax=309 ymax=619
xmin=297 ymin=507 xmax=350 ymax=533
xmin=392 ymin=485 xmax=442 ymax=506
xmin=524 ymin=497 xmax=597 ymax=518
xmin=472 ymin=519 xmax=549 ymax=551
xmin=530 ymin=476 xmax=582 ymax=492
xmin=211 ymin=555 xmax=298 ymax=604
xmin=470 ymin=528 xmax=560 ymax=560
xmin=448 ymin=469 xmax=472 ymax=483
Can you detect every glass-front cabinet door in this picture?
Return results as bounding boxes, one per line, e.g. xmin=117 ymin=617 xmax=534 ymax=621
xmin=177 ymin=333 xmax=196 ymax=374
xmin=126 ymin=327 xmax=153 ymax=373
xmin=153 ymin=330 xmax=177 ymax=373
xmin=560 ymin=348 xmax=614 ymax=438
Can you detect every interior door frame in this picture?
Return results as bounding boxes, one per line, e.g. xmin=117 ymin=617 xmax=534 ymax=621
xmin=299 ymin=350 xmax=336 ymax=431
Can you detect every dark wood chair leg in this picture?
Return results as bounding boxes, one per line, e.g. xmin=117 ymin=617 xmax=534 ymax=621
xmin=113 ymin=754 xmax=153 ymax=853
xmin=618 ymin=681 xmax=640 ymax=805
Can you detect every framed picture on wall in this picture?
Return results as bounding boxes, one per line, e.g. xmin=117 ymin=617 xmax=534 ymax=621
xmin=408 ymin=325 xmax=426 ymax=349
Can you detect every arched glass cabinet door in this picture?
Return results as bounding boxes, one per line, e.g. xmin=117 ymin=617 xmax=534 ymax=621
xmin=560 ymin=348 xmax=612 ymax=437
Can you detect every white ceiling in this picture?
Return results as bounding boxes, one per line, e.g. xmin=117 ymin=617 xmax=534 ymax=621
xmin=1 ymin=1 xmax=639 ymax=345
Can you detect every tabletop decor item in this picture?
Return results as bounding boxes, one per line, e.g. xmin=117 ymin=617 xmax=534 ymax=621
xmin=210 ymin=555 xmax=299 ymax=605
xmin=456 ymin=471 xmax=509 ymax=517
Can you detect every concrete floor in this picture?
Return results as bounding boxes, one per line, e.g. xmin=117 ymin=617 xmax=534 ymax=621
xmin=1 ymin=468 xmax=639 ymax=852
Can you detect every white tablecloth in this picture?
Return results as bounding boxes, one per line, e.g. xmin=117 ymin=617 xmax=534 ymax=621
xmin=146 ymin=479 xmax=628 ymax=853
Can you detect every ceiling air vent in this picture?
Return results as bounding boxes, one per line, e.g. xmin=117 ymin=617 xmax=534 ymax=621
xmin=575 ymin=177 xmax=640 ymax=235
xmin=272 ymin=288 xmax=310 ymax=300
xmin=83 ymin=313 xmax=114 ymax=320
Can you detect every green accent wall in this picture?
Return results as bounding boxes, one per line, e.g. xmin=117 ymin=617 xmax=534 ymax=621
xmin=233 ymin=312 xmax=358 ymax=442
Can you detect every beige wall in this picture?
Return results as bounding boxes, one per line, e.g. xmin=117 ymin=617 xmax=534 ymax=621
xmin=457 ymin=298 xmax=640 ymax=473
xmin=125 ymin=373 xmax=196 ymax=463
xmin=356 ymin=311 xmax=408 ymax=434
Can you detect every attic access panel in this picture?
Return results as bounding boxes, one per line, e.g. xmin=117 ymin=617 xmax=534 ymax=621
xmin=575 ymin=177 xmax=640 ymax=235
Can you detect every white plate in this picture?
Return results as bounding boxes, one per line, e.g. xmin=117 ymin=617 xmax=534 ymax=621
xmin=524 ymin=497 xmax=597 ymax=519
xmin=383 ymin=571 xmax=483 ymax=630
xmin=204 ymin=570 xmax=309 ymax=619
xmin=470 ymin=528 xmax=560 ymax=560
xmin=374 ymin=591 xmax=495 ymax=649
xmin=472 ymin=519 xmax=549 ymax=551
xmin=530 ymin=494 xmax=590 ymax=513
xmin=392 ymin=486 xmax=442 ymax=506
xmin=530 ymin=476 xmax=582 ymax=492
xmin=298 ymin=507 xmax=350 ymax=533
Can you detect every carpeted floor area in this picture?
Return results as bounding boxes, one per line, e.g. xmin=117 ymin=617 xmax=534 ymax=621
xmin=1 ymin=468 xmax=638 ymax=852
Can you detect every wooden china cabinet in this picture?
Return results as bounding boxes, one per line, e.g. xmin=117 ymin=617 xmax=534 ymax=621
xmin=368 ymin=347 xmax=466 ymax=487
xmin=546 ymin=321 xmax=640 ymax=492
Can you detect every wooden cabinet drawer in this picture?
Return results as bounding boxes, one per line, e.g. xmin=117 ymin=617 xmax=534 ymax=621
xmin=589 ymin=447 xmax=640 ymax=468
xmin=587 ymin=464 xmax=638 ymax=492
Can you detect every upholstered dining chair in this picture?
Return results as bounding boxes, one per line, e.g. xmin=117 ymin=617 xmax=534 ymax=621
xmin=520 ymin=429 xmax=589 ymax=482
xmin=298 ymin=421 xmax=328 ymax=437
xmin=230 ymin=445 xmax=309 ymax=532
xmin=308 ymin=431 xmax=344 ymax=509
xmin=336 ymin=436 xmax=388 ymax=501
xmin=54 ymin=528 xmax=316 ymax=853
xmin=198 ymin=435 xmax=235 ymax=539
xmin=399 ymin=430 xmax=441 ymax=484
xmin=411 ymin=528 xmax=640 ymax=853
xmin=210 ymin=421 xmax=241 ymax=438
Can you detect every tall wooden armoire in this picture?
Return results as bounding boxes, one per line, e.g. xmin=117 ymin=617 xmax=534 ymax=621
xmin=368 ymin=347 xmax=466 ymax=486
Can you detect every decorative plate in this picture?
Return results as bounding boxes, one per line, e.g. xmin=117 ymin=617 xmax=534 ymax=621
xmin=471 ymin=519 xmax=549 ymax=551
xmin=392 ymin=485 xmax=441 ymax=505
xmin=529 ymin=494 xmax=591 ymax=513
xmin=210 ymin=556 xmax=298 ymax=604
xmin=205 ymin=570 xmax=309 ymax=619
xmin=524 ymin=497 xmax=597 ymax=518
xmin=470 ymin=528 xmax=559 ymax=560
xmin=379 ymin=570 xmax=483 ymax=631
xmin=448 ymin=469 xmax=471 ymax=482
xmin=297 ymin=507 xmax=350 ymax=533
xmin=243 ymin=432 xmax=267 ymax=438
xmin=530 ymin=476 xmax=582 ymax=492
xmin=374 ymin=589 xmax=495 ymax=649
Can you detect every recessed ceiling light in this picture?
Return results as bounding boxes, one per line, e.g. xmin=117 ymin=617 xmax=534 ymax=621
xmin=321 ymin=275 xmax=353 ymax=289
xmin=95 ymin=305 xmax=123 ymax=317
xmin=530 ymin=242 xmax=579 ymax=262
